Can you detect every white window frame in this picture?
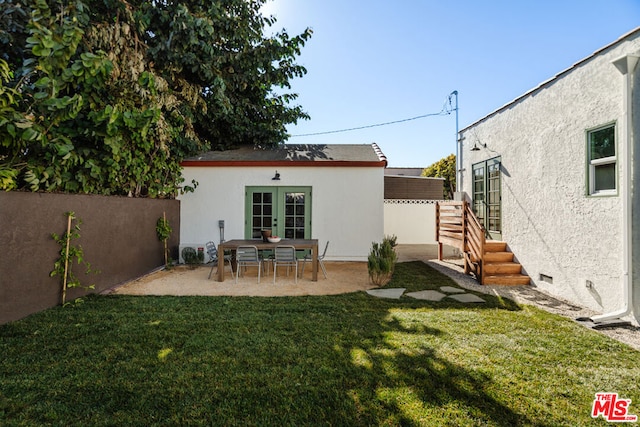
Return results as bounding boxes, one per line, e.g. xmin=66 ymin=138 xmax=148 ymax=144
xmin=587 ymin=123 xmax=617 ymax=196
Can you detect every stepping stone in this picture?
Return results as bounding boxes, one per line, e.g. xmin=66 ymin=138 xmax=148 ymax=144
xmin=447 ymin=293 xmax=486 ymax=303
xmin=406 ymin=290 xmax=447 ymax=301
xmin=366 ymin=288 xmax=406 ymax=299
xmin=440 ymin=286 xmax=466 ymax=294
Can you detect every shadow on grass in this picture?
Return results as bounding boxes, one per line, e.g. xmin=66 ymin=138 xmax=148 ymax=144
xmin=0 ymin=273 xmax=546 ymax=427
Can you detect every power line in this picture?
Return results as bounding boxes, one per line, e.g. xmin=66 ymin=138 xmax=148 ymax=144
xmin=289 ymin=92 xmax=456 ymax=138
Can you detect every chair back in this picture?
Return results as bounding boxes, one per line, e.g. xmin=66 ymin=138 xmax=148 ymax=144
xmin=237 ymin=246 xmax=259 ymax=262
xmin=205 ymin=241 xmax=218 ymax=261
xmin=274 ymin=246 xmax=296 ymax=262
xmin=321 ymin=241 xmax=330 ymax=257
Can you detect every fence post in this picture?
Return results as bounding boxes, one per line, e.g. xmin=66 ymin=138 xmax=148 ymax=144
xmin=436 ymin=202 xmax=443 ymax=260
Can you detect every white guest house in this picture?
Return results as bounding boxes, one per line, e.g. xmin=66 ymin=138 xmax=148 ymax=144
xmin=178 ymin=143 xmax=387 ymax=262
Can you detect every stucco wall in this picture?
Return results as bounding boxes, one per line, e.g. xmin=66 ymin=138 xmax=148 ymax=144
xmin=384 ymin=200 xmax=438 ymax=244
xmin=178 ymin=165 xmax=384 ymax=261
xmin=0 ymin=192 xmax=180 ymax=324
xmin=460 ymin=33 xmax=640 ymax=319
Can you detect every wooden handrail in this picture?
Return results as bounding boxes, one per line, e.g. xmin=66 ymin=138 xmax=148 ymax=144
xmin=436 ymin=200 xmax=486 ymax=284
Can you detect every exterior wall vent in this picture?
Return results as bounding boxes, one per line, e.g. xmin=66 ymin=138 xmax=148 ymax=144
xmin=539 ymin=273 xmax=553 ymax=284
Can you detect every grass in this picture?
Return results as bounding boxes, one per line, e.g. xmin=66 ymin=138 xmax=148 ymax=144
xmin=1 ymin=261 xmax=639 ymax=426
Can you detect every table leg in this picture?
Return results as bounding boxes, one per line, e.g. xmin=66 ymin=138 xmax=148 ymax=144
xmin=311 ymin=243 xmax=318 ymax=281
xmin=217 ymin=244 xmax=225 ymax=282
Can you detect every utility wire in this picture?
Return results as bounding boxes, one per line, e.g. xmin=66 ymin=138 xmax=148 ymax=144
xmin=289 ymin=93 xmax=456 ymax=138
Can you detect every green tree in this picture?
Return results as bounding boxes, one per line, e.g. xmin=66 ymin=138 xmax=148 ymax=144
xmin=422 ymin=153 xmax=456 ymax=199
xmin=0 ymin=0 xmax=311 ymax=196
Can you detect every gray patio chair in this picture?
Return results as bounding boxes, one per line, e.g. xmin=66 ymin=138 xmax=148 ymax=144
xmin=236 ymin=245 xmax=262 ymax=283
xmin=205 ymin=241 xmax=232 ymax=280
xmin=273 ymin=245 xmax=298 ymax=284
xmin=301 ymin=241 xmax=329 ymax=279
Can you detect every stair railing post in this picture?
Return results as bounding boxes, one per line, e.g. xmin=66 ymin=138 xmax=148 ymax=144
xmin=462 ymin=201 xmax=470 ymax=274
xmin=479 ymin=215 xmax=485 ymax=285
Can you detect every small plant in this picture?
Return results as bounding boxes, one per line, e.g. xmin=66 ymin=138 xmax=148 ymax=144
xmin=51 ymin=212 xmax=97 ymax=305
xmin=156 ymin=213 xmax=172 ymax=267
xmin=181 ymin=246 xmax=204 ymax=268
xmin=367 ymin=235 xmax=398 ymax=286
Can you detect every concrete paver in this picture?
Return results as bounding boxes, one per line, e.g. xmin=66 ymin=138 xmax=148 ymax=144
xmin=440 ymin=286 xmax=466 ymax=294
xmin=406 ymin=290 xmax=447 ymax=301
xmin=365 ymin=288 xmax=406 ymax=299
xmin=447 ymin=293 xmax=486 ymax=303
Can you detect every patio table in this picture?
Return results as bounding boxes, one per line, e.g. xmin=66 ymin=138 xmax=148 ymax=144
xmin=217 ymin=239 xmax=319 ymax=282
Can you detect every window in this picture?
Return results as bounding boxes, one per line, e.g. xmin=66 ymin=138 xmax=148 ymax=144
xmin=588 ymin=124 xmax=616 ymax=195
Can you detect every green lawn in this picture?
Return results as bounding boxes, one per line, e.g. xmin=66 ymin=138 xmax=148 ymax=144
xmin=1 ymin=262 xmax=639 ymax=426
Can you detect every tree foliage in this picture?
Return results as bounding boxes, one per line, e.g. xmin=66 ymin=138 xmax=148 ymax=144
xmin=422 ymin=153 xmax=456 ymax=199
xmin=0 ymin=0 xmax=312 ymax=196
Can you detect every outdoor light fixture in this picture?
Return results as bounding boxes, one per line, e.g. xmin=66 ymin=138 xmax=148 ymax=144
xmin=272 ymin=171 xmax=281 ymax=180
xmin=470 ymin=142 xmax=486 ymax=151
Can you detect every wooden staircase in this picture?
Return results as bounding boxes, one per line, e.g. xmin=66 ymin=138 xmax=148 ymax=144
xmin=482 ymin=241 xmax=530 ymax=286
xmin=436 ymin=201 xmax=530 ymax=286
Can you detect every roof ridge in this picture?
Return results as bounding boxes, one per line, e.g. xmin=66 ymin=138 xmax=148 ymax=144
xmin=371 ymin=142 xmax=388 ymax=165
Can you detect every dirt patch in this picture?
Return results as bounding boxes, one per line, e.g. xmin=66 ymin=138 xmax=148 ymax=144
xmin=109 ymin=262 xmax=377 ymax=297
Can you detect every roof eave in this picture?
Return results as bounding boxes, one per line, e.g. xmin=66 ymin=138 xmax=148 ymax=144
xmin=180 ymin=160 xmax=388 ymax=168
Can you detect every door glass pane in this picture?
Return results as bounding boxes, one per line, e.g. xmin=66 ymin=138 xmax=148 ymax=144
xmin=487 ymin=161 xmax=501 ymax=233
xmin=284 ymin=192 xmax=305 ymax=239
xmin=472 ymin=164 xmax=485 ymax=221
xmin=250 ymin=191 xmax=274 ymax=239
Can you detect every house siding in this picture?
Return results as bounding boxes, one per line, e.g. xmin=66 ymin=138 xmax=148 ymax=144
xmin=178 ymin=165 xmax=384 ymax=262
xmin=384 ymin=176 xmax=444 ymax=200
xmin=460 ymin=30 xmax=640 ymax=320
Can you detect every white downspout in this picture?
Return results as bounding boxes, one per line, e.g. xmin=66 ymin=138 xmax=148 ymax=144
xmin=590 ymin=54 xmax=638 ymax=323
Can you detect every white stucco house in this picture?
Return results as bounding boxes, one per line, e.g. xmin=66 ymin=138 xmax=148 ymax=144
xmin=178 ymin=143 xmax=387 ymax=262
xmin=458 ymin=27 xmax=640 ymax=325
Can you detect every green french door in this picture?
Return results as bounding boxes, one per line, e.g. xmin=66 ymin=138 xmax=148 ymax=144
xmin=245 ymin=186 xmax=312 ymax=240
xmin=472 ymin=157 xmax=502 ymax=240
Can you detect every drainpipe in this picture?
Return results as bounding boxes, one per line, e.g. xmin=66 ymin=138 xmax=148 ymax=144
xmin=590 ymin=54 xmax=639 ymax=323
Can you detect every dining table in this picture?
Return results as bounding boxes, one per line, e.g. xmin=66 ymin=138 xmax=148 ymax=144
xmin=217 ymin=239 xmax=319 ymax=282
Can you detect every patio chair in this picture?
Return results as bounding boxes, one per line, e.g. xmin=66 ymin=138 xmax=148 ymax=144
xmin=273 ymin=245 xmax=298 ymax=284
xmin=205 ymin=241 xmax=232 ymax=280
xmin=301 ymin=241 xmax=329 ymax=279
xmin=235 ymin=245 xmax=262 ymax=283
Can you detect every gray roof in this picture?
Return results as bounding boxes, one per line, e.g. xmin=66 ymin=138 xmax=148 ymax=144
xmin=182 ymin=143 xmax=387 ymax=166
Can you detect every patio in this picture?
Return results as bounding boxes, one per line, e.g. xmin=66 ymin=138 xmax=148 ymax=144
xmin=109 ymin=244 xmax=443 ymax=297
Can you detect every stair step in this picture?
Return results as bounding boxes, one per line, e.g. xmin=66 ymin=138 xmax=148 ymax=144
xmin=483 ymin=274 xmax=531 ymax=286
xmin=483 ymin=252 xmax=514 ymax=262
xmin=484 ymin=262 xmax=522 ymax=275
xmin=484 ymin=241 xmax=507 ymax=252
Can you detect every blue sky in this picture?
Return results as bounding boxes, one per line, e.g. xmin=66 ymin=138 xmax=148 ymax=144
xmin=261 ymin=0 xmax=640 ymax=167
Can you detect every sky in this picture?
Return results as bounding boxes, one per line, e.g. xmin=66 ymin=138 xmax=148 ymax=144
xmin=260 ymin=0 xmax=640 ymax=168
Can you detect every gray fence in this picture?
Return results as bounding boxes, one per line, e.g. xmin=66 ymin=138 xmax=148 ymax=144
xmin=0 ymin=192 xmax=180 ymax=324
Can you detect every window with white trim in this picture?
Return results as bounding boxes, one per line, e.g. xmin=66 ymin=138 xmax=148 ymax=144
xmin=587 ymin=124 xmax=616 ymax=195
